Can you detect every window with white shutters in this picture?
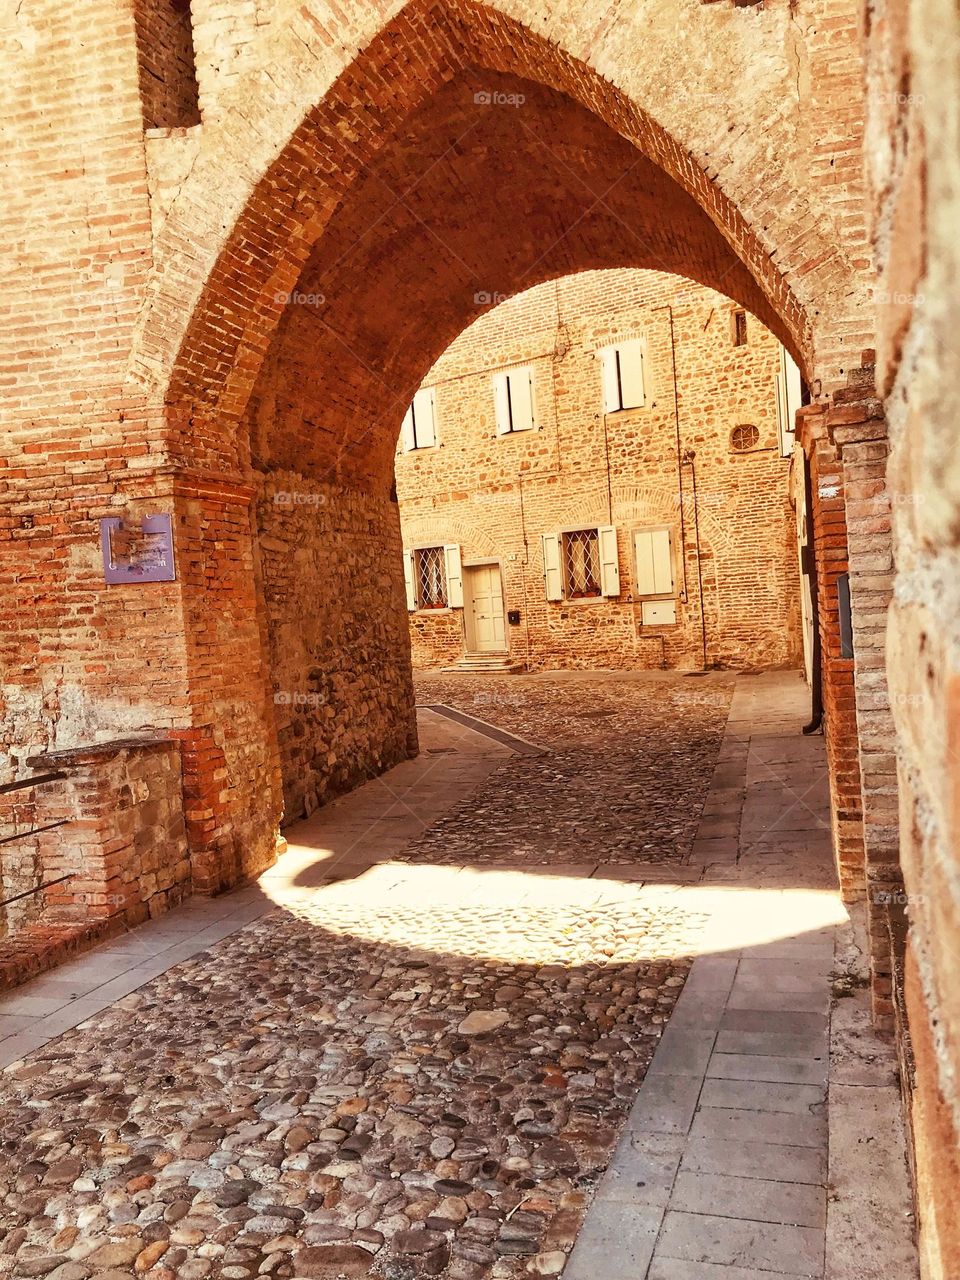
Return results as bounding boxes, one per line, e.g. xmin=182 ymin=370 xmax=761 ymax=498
xmin=542 ymin=527 xmax=620 ymax=601
xmin=403 ymin=545 xmax=463 ymax=610
xmin=400 ymin=387 xmax=438 ymax=451
xmin=413 ymin=546 xmax=447 ymax=608
xmin=493 ymin=366 xmax=536 ymax=434
xmin=563 ymin=529 xmax=602 ymax=598
xmin=600 ymin=339 xmax=646 ymax=412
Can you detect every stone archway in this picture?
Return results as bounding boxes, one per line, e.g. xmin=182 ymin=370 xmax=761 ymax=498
xmin=124 ymin=1 xmax=881 ymax=897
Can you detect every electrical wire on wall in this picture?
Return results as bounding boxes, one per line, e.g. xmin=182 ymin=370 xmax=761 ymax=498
xmin=682 ymin=448 xmax=709 ymax=670
xmin=652 ymin=303 xmax=689 ymax=604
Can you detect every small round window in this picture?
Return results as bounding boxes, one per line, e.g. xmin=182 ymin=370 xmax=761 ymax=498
xmin=730 ymin=423 xmax=760 ymax=452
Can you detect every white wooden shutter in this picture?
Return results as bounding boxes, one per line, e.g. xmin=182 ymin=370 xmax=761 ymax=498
xmin=600 ymin=346 xmax=620 ymax=413
xmin=413 ymin=387 xmax=437 ymax=447
xmin=776 ymin=347 xmax=802 ymax=457
xmin=443 ymin=544 xmax=463 ymax=608
xmin=598 ymin=525 xmax=621 ymax=597
xmin=617 ymin=339 xmax=645 ymax=409
xmin=600 ymin=341 xmax=645 ymax=412
xmin=508 ymin=367 xmax=535 ymax=431
xmin=493 ymin=371 xmax=512 ymax=435
xmin=403 ymin=550 xmax=416 ymax=610
xmin=634 ymin=528 xmax=674 ymax=597
xmin=493 ymin=367 xmax=535 ymax=433
xmin=400 ymin=406 xmax=416 ymax=453
xmin=541 ymin=533 xmax=563 ymax=601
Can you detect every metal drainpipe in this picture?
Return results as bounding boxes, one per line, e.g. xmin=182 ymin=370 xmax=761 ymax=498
xmin=802 ymin=450 xmax=824 ymax=734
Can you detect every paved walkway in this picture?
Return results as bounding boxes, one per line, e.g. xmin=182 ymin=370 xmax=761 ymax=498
xmin=0 ymin=673 xmax=917 ymax=1280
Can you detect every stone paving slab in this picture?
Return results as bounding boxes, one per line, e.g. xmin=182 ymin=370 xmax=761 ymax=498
xmin=705 ymin=1052 xmax=828 ymax=1085
xmin=656 ymin=1210 xmax=824 ymax=1275
xmin=680 ymin=1135 xmax=828 ymax=1185
xmin=669 ymin=1170 xmax=825 ymax=1228
xmin=563 ymin=672 xmax=917 ymax=1280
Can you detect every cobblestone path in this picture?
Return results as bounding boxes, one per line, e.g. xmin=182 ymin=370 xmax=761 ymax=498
xmin=0 ymin=675 xmax=725 ymax=1280
xmin=408 ymin=673 xmax=734 ymax=866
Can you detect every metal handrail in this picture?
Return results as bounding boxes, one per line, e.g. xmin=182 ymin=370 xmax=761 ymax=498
xmin=0 ymin=771 xmax=74 ymax=914
xmin=0 ymin=871 xmax=73 ymax=911
xmin=0 ymin=772 xmax=66 ymax=794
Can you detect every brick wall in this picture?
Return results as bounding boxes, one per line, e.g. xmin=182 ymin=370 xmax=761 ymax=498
xmin=25 ymin=740 xmax=190 ymax=926
xmin=795 ymin=407 xmax=866 ymax=906
xmin=133 ymin=0 xmax=201 ymax=128
xmin=396 ymin=270 xmax=803 ymax=674
xmin=863 ymin=0 xmax=960 ymax=1273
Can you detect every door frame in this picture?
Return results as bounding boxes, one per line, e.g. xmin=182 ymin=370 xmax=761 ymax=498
xmin=462 ymin=559 xmax=508 ymax=655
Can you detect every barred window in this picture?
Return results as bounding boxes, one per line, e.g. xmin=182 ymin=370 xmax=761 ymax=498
xmin=562 ymin=529 xmax=602 ymax=599
xmin=730 ymin=423 xmax=760 ymax=452
xmin=415 ymin=546 xmax=447 ymax=608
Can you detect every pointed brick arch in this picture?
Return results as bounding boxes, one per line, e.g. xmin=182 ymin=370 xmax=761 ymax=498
xmin=113 ymin=0 xmax=878 ymax=896
xmin=135 ymin=0 xmax=868 ymax=453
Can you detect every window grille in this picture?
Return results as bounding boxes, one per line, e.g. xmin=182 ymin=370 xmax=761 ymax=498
xmin=733 ymin=310 xmax=748 ymax=346
xmin=415 ymin=547 xmax=447 ymax=608
xmin=730 ymin=423 xmax=760 ymax=452
xmin=562 ymin=529 xmax=602 ymax=599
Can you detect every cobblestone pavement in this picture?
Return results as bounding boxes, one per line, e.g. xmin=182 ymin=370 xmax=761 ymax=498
xmin=0 ymin=676 xmax=722 ymax=1280
xmin=408 ymin=674 xmax=735 ymax=866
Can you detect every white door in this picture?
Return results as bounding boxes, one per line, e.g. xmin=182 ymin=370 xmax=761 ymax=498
xmin=466 ymin=564 xmax=506 ymax=653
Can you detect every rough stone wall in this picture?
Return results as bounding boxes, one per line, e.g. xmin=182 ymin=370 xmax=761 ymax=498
xmin=252 ymin=473 xmax=417 ymax=826
xmin=13 ymin=741 xmax=189 ymax=928
xmin=0 ymin=784 xmax=46 ymax=938
xmin=863 ymin=0 xmax=960 ymax=1274
xmin=397 ymin=271 xmax=803 ymax=674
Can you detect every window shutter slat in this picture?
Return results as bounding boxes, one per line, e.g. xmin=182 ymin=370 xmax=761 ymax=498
xmin=598 ymin=525 xmax=621 ymax=597
xmin=542 ymin=533 xmax=563 ymax=601
xmin=403 ymin=550 xmax=416 ymax=610
xmin=443 ymin=544 xmax=463 ymax=608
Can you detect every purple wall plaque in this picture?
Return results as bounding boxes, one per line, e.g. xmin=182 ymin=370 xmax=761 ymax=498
xmin=100 ymin=513 xmax=176 ymax=584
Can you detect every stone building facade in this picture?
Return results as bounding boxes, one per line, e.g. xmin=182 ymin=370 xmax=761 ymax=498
xmin=397 ymin=270 xmax=806 ymax=674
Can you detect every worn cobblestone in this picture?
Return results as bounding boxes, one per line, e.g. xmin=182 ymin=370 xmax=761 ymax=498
xmin=409 ymin=674 xmax=735 ymax=865
xmin=0 ymin=676 xmax=723 ymax=1279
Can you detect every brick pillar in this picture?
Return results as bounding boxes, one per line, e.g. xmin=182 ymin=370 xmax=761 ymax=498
xmin=796 ymin=406 xmax=866 ymax=904
xmin=827 ymin=359 xmax=903 ymax=1029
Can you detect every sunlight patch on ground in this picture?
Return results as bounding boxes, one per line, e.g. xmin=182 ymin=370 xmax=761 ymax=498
xmin=261 ymin=852 xmax=847 ymax=966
